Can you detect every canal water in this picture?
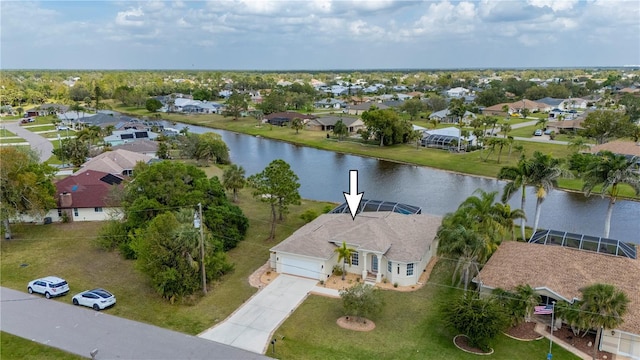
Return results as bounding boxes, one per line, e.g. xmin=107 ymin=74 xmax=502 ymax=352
xmin=165 ymin=122 xmax=640 ymax=244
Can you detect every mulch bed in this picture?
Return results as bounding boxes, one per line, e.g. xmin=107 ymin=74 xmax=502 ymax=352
xmin=453 ymin=335 xmax=493 ymax=355
xmin=541 ymin=325 xmax=614 ymax=359
xmin=504 ymin=322 xmax=543 ymax=340
xmin=336 ymin=316 xmax=376 ymax=332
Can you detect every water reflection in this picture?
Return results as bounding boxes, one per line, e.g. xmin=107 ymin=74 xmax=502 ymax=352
xmin=165 ymin=122 xmax=640 ymax=244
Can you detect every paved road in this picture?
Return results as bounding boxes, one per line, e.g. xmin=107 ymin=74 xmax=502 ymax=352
xmin=0 ymin=287 xmax=268 ymax=360
xmin=2 ymin=120 xmax=54 ymax=162
xmin=199 ymin=275 xmax=320 ymax=354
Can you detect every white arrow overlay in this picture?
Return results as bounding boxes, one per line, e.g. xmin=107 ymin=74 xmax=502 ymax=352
xmin=343 ymin=170 xmax=364 ymax=220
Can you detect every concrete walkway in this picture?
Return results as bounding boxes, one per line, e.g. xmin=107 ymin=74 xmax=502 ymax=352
xmin=0 ymin=287 xmax=267 ymax=360
xmin=198 ymin=275 xmax=319 ymax=354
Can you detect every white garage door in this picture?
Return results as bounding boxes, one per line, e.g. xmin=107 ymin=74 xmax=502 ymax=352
xmin=280 ymin=256 xmax=320 ymax=279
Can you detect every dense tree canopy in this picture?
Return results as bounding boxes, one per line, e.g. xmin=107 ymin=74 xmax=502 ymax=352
xmin=361 ymin=107 xmax=412 ymax=146
xmin=0 ymin=147 xmax=56 ymax=239
xmin=122 ymin=161 xmax=248 ymax=252
xmin=581 ymin=110 xmax=635 ymax=144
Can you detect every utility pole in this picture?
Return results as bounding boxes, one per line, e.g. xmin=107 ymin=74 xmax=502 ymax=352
xmin=194 ymin=203 xmax=207 ymax=294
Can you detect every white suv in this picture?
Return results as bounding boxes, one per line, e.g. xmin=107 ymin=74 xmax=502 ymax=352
xmin=27 ymin=276 xmax=70 ymax=299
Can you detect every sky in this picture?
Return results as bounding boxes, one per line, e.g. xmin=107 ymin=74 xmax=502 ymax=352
xmin=1 ymin=0 xmax=639 ymax=70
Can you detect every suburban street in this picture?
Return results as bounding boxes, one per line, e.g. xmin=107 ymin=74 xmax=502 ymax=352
xmin=0 ymin=287 xmax=269 ymax=359
xmin=2 ymin=120 xmax=54 ymax=162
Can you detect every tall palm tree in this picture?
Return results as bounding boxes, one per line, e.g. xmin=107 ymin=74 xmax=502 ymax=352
xmin=582 ymin=151 xmax=640 ymax=238
xmin=334 ymin=241 xmax=355 ymax=280
xmin=515 ymin=284 xmax=541 ymax=323
xmin=580 ymin=283 xmax=630 ymax=360
xmin=498 ymin=154 xmax=536 ymax=241
xmin=528 ymin=151 xmax=565 ymax=238
xmin=492 ymin=202 xmax=526 ymax=241
xmin=222 ymin=164 xmax=246 ymax=203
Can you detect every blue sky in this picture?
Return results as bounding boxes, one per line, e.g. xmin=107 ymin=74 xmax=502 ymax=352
xmin=2 ymin=0 xmax=639 ymax=70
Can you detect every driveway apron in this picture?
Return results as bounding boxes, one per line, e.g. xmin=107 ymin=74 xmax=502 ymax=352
xmin=198 ymin=274 xmax=318 ymax=354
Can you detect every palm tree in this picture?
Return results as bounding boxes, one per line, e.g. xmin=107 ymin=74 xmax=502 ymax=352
xmin=582 ymin=151 xmax=640 ymax=238
xmin=568 ymin=137 xmax=590 ymax=153
xmin=520 ymin=108 xmax=530 ymax=120
xmin=536 ymin=118 xmax=549 ymax=131
xmin=528 ymin=151 xmax=566 ymax=238
xmin=515 ymin=284 xmax=541 ymax=322
xmin=334 ymin=241 xmax=355 ymax=280
xmin=498 ymin=155 xmax=536 ymax=241
xmin=580 ymin=284 xmax=630 ymax=360
xmin=222 ymin=164 xmax=246 ymax=203
xmin=492 ymin=202 xmax=526 ymax=241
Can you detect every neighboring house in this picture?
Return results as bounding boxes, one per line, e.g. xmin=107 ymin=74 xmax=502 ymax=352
xmin=111 ymin=139 xmax=159 ymax=157
xmin=31 ymin=104 xmax=69 ymax=116
xmin=474 ymin=240 xmax=640 ymax=360
xmin=81 ymin=113 xmax=121 ymax=128
xmin=346 ymin=102 xmax=389 ymax=115
xmin=421 ymin=127 xmax=477 ymax=149
xmin=482 ymin=99 xmax=547 ymax=116
xmin=314 ymin=98 xmax=347 ymax=109
xmin=429 ymin=109 xmax=477 ymax=124
xmin=75 ymin=149 xmax=153 ymax=177
xmin=589 ymin=140 xmax=640 ymax=169
xmin=547 ymin=117 xmax=586 ymax=133
xmin=446 ymin=87 xmax=470 ymax=98
xmin=305 ymin=116 xmax=365 ymax=133
xmin=536 ymin=97 xmax=565 ymax=110
xmin=103 ymin=129 xmax=159 ymax=146
xmin=482 ymin=102 xmax=513 ymax=116
xmin=264 ymin=112 xmax=315 ymax=126
xmin=51 ymin=171 xmax=125 ymax=222
xmin=560 ymin=98 xmax=588 ymax=110
xmin=57 ymin=111 xmax=92 ymax=123
xmin=269 ymin=211 xmax=441 ymax=286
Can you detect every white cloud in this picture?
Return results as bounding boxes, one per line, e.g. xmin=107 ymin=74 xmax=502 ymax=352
xmin=115 ymin=7 xmax=145 ymax=27
xmin=528 ymin=0 xmax=579 ymax=11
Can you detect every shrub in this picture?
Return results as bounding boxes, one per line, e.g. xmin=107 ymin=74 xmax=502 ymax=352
xmin=332 ymin=265 xmax=344 ymax=276
xmin=299 ymin=209 xmax=319 ymax=223
xmin=445 ymin=292 xmax=508 ymax=352
xmin=339 ymin=283 xmax=385 ymax=321
xmin=393 ymin=282 xmax=398 ymax=288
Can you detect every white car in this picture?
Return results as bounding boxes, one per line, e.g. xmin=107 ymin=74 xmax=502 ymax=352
xmin=72 ymin=288 xmax=116 ymax=311
xmin=27 ymin=276 xmax=70 ymax=299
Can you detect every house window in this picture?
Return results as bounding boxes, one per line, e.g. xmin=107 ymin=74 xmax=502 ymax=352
xmin=387 ymin=260 xmax=392 ymax=273
xmin=351 ymin=252 xmax=359 ymax=266
xmin=57 ymin=209 xmax=62 ymax=217
xmin=94 ymin=207 xmax=103 ymax=212
xmin=407 ymin=263 xmax=414 ymax=276
xmin=73 ymin=208 xmax=79 ymax=216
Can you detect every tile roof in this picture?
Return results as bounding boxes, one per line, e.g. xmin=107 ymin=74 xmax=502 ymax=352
xmin=56 ymin=170 xmax=122 ymax=208
xmin=264 ymin=112 xmax=316 ymax=120
xmin=311 ymin=116 xmax=364 ymax=127
xmin=589 ymin=140 xmax=640 ymax=157
xmin=111 ymin=139 xmax=159 ymax=154
xmin=477 ymin=241 xmax=640 ymax=334
xmin=270 ymin=212 xmax=441 ymax=263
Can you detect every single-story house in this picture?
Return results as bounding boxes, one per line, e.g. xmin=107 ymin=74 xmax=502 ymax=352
xmin=264 ymin=112 xmax=316 ymax=126
xmin=53 ymin=171 xmax=124 ymax=222
xmin=421 ymin=127 xmax=477 ymax=149
xmin=29 ymin=104 xmax=69 ymax=116
xmin=305 ymin=116 xmax=365 ymax=133
xmin=111 ymin=139 xmax=159 ymax=157
xmin=346 ymin=102 xmax=389 ymax=116
xmin=429 ymin=109 xmax=477 ymax=124
xmin=75 ymin=149 xmax=153 ymax=177
xmin=474 ymin=241 xmax=640 ymax=360
xmin=446 ymin=87 xmax=470 ymax=98
xmin=560 ymin=98 xmax=588 ymax=110
xmin=269 ymin=212 xmax=441 ymax=287
xmin=314 ymin=98 xmax=347 ymax=109
xmin=103 ymin=129 xmax=159 ymax=146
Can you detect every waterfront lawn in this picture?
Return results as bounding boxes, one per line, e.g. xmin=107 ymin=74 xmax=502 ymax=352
xmin=273 ymin=260 xmax=579 ymax=360
xmin=0 ymin=332 xmax=84 ymax=360
xmin=0 ymin=187 xmax=337 ymax=335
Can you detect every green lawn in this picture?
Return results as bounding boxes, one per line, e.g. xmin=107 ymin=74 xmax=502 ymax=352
xmin=0 ymin=188 xmax=336 ymax=335
xmin=0 ymin=332 xmax=83 ymax=360
xmin=272 ymin=260 xmax=579 ymax=360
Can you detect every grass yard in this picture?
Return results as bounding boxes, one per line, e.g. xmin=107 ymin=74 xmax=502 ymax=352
xmin=0 ymin=189 xmax=336 ymax=336
xmin=272 ymin=259 xmax=579 ymax=360
xmin=0 ymin=332 xmax=83 ymax=360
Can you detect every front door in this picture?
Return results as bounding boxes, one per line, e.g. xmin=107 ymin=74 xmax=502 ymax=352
xmin=371 ymin=255 xmax=378 ymax=273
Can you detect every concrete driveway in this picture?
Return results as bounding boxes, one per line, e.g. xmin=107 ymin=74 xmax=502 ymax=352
xmin=198 ymin=275 xmax=318 ymax=354
xmin=2 ymin=120 xmax=54 ymax=162
xmin=0 ymin=287 xmax=267 ymax=360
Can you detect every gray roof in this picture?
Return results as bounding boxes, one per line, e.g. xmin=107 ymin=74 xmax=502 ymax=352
xmin=312 ymin=116 xmax=363 ymax=127
xmin=111 ymin=139 xmax=159 ymax=154
xmin=537 ymin=97 xmax=565 ymax=106
xmin=349 ymin=102 xmax=389 ymax=111
xmin=82 ymin=113 xmax=120 ymax=126
xmin=271 ymin=212 xmax=441 ymax=263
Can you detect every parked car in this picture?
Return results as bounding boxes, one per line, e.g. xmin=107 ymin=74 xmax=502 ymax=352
xmin=534 ymin=129 xmax=543 ymax=136
xmin=72 ymin=288 xmax=116 ymax=311
xmin=27 ymin=276 xmax=70 ymax=299
xmin=544 ymin=129 xmax=554 ymax=135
